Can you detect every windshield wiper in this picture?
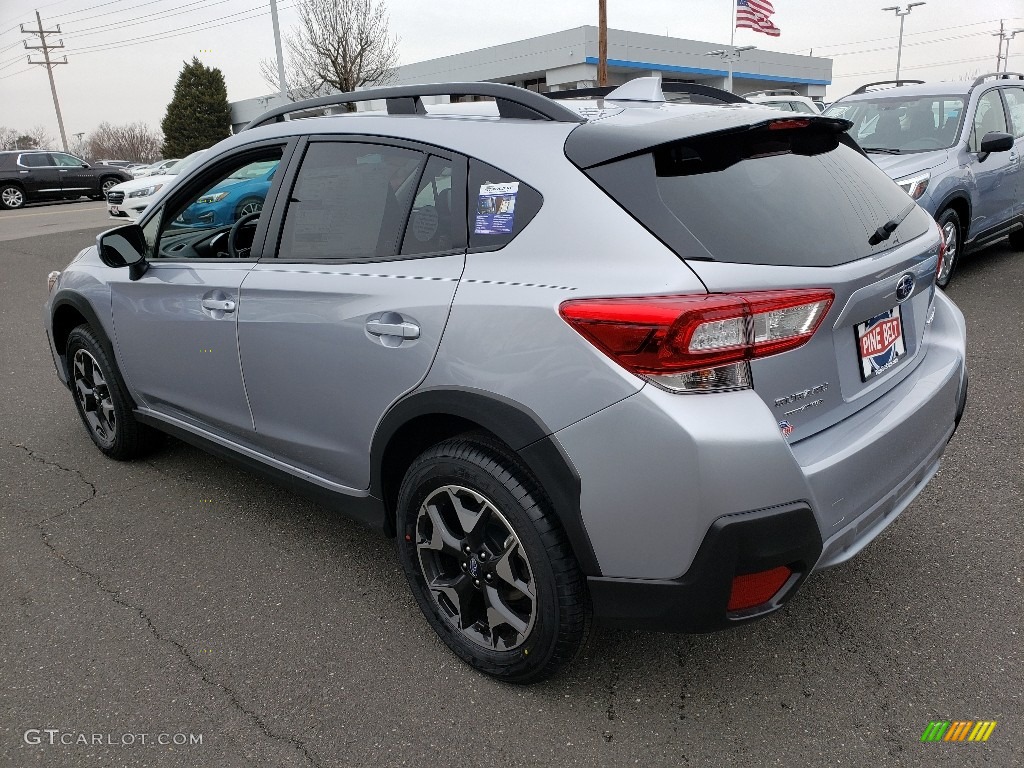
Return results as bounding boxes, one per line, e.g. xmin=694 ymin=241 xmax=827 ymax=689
xmin=869 ymin=202 xmax=916 ymax=246
xmin=863 ymin=147 xmax=903 ymax=154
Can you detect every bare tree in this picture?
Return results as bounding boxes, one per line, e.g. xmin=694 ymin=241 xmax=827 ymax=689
xmin=260 ymin=0 xmax=399 ymax=105
xmin=0 ymin=125 xmax=56 ymax=150
xmin=86 ymin=122 xmax=163 ymax=163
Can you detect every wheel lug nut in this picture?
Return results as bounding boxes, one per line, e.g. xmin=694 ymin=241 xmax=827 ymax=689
xmin=485 ymin=573 xmax=494 ymax=582
xmin=473 ymin=579 xmax=481 ymax=587
xmin=479 ymin=551 xmax=488 ymax=561
xmin=463 ymin=545 xmax=471 ymax=554
xmin=461 ymin=561 xmax=468 ymax=571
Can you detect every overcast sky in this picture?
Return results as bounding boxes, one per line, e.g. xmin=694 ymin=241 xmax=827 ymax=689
xmin=1 ymin=0 xmax=1022 ymax=148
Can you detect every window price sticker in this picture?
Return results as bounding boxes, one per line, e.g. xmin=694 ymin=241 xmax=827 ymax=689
xmin=474 ymin=182 xmax=519 ymax=235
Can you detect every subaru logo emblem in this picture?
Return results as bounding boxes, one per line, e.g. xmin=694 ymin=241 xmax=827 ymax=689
xmin=895 ymin=273 xmax=915 ymax=303
xmin=469 ymin=557 xmax=479 ymax=576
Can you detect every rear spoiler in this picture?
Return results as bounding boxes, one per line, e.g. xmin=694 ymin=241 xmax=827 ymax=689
xmin=565 ymin=113 xmax=856 ymax=169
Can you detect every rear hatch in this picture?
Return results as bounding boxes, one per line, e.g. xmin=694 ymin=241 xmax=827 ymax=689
xmin=566 ymin=112 xmax=942 ymax=442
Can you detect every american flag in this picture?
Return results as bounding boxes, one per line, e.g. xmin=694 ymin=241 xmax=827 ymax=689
xmin=737 ymin=0 xmax=782 ymax=37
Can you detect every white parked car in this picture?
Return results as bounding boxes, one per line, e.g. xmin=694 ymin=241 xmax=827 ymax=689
xmin=105 ymin=150 xmax=203 ymax=220
xmin=742 ymin=89 xmax=823 ymax=114
xmin=132 ymin=158 xmax=181 ymax=178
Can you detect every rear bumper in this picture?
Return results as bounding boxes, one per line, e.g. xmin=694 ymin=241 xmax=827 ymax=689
xmin=589 ymin=502 xmax=822 ymax=632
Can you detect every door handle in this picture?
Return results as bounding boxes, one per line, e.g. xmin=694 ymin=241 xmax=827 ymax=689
xmin=59 ymin=169 xmax=69 ymax=172
xmin=366 ymin=318 xmax=420 ymax=339
xmin=202 ymin=298 xmax=236 ymax=312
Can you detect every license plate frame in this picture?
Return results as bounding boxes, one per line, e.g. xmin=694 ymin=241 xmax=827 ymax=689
xmin=856 ymin=305 xmax=906 ymax=381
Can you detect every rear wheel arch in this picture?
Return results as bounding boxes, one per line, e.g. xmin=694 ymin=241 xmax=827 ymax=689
xmin=371 ymin=388 xmax=602 ymax=576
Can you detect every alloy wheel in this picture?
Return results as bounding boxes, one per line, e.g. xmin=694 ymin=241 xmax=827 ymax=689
xmin=938 ymin=219 xmax=958 ymax=285
xmin=415 ymin=484 xmax=537 ymax=651
xmin=238 ymin=200 xmax=263 ymax=217
xmin=2 ymin=186 xmax=24 ymax=208
xmin=72 ymin=349 xmax=116 ymax=448
xmin=101 ymin=179 xmax=118 ymax=195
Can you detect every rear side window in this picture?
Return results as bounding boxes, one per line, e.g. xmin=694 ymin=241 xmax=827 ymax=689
xmin=467 ymin=159 xmax=542 ymax=250
xmin=584 ymin=123 xmax=930 ymax=267
xmin=19 ymin=153 xmax=51 ymax=167
xmin=279 ymin=142 xmax=425 ymax=260
xmin=401 ymin=155 xmax=464 ymax=255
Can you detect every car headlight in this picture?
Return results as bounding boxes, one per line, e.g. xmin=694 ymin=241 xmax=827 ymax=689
xmin=895 ymin=172 xmax=930 ymax=200
xmin=128 ymin=184 xmax=163 ymax=198
xmin=196 ymin=192 xmax=229 ymax=204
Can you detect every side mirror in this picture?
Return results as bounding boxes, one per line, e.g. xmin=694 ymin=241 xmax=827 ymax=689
xmin=977 ymin=131 xmax=1014 ymax=162
xmin=97 ymin=224 xmax=149 ymax=280
xmin=81 ymin=163 xmax=90 ymax=168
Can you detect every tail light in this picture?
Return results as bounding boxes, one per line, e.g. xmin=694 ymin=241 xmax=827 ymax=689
xmin=935 ymin=219 xmax=946 ymax=281
xmin=560 ymin=289 xmax=833 ymax=393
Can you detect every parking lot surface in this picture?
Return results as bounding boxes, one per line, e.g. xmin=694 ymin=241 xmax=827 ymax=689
xmin=1 ymin=202 xmax=1021 ymax=767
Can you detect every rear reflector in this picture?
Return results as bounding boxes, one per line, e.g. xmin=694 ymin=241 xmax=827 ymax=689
xmin=727 ymin=566 xmax=793 ymax=611
xmin=559 ymin=290 xmax=833 ymax=392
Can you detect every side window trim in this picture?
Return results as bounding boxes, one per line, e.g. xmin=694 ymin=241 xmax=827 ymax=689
xmin=262 ymin=135 xmax=468 ymax=263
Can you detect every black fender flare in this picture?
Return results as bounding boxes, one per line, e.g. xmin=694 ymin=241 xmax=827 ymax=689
xmin=370 ymin=386 xmax=602 ymax=576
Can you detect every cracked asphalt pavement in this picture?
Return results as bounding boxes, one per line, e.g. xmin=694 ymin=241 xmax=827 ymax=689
xmin=1 ymin=207 xmax=1021 ymax=767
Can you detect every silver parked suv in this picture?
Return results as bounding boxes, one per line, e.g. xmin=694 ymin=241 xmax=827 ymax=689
xmin=824 ymin=73 xmax=1024 ymax=287
xmin=44 ymin=78 xmax=968 ymax=682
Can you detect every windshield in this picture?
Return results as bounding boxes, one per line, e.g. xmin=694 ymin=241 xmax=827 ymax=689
xmin=825 ymin=95 xmax=965 ymax=152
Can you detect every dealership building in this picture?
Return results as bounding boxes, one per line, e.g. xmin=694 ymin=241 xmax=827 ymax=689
xmin=230 ymin=26 xmax=833 ymax=132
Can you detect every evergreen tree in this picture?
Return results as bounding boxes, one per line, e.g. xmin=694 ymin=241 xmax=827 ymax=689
xmin=161 ymin=58 xmax=231 ymax=157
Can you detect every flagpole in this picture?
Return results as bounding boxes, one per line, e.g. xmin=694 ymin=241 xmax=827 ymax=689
xmin=728 ymin=0 xmax=736 ymax=92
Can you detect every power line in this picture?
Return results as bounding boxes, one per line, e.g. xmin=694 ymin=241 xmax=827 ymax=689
xmin=56 ymin=0 xmax=195 ymax=28
xmin=827 ymin=30 xmax=996 ymax=58
xmin=62 ymin=3 xmax=294 ymax=57
xmin=64 ymin=0 xmax=237 ymax=38
xmin=839 ymin=52 xmax=1021 ymax=80
xmin=0 ymin=66 xmax=33 ymax=81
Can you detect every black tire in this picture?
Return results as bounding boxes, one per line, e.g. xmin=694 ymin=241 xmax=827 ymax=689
xmin=1009 ymin=228 xmax=1024 ymax=251
xmin=396 ymin=435 xmax=590 ymax=683
xmin=66 ymin=325 xmax=161 ymax=460
xmin=936 ymin=208 xmax=962 ymax=289
xmin=0 ymin=183 xmax=25 ymax=210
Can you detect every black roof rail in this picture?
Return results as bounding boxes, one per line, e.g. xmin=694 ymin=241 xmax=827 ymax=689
xmin=547 ymin=82 xmax=749 ymax=105
xmin=242 ymin=82 xmax=586 ymax=131
xmin=852 ymin=79 xmax=925 ymax=94
xmin=971 ymin=71 xmax=1024 ymax=87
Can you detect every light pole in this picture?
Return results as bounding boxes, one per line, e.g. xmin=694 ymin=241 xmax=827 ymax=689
xmin=881 ymin=3 xmax=926 ymax=81
xmin=704 ymin=45 xmax=755 ymax=94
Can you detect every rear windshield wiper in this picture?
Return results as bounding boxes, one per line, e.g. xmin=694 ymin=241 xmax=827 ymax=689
xmin=863 ymin=147 xmax=903 ymax=154
xmin=869 ymin=202 xmax=916 ymax=246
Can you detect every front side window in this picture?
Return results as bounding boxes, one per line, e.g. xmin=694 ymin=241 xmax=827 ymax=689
xmin=969 ymin=91 xmax=1009 ymax=152
xmin=999 ymin=88 xmax=1024 ymax=140
xmin=52 ymin=153 xmax=85 ymax=167
xmin=278 ymin=142 xmax=425 ymax=260
xmin=151 ymin=149 xmax=283 ymax=259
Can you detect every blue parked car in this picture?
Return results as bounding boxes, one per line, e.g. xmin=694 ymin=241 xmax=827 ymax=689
xmin=825 ymin=73 xmax=1024 ymax=287
xmin=178 ymin=160 xmax=278 ymax=227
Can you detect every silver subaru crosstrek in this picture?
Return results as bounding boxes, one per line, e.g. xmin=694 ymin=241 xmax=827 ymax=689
xmin=44 ymin=78 xmax=968 ymax=683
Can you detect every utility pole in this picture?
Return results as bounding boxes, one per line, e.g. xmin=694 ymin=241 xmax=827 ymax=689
xmin=598 ymin=0 xmax=608 ymax=87
xmin=22 ymin=11 xmax=68 ymax=152
xmin=993 ymin=21 xmax=1024 ymax=72
xmin=269 ymin=0 xmax=289 ymax=100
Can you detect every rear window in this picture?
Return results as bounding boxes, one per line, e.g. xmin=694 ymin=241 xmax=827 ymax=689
xmin=583 ymin=123 xmax=931 ymax=267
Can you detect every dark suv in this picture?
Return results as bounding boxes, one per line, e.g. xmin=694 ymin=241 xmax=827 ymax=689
xmin=0 ymin=150 xmax=131 ymax=210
